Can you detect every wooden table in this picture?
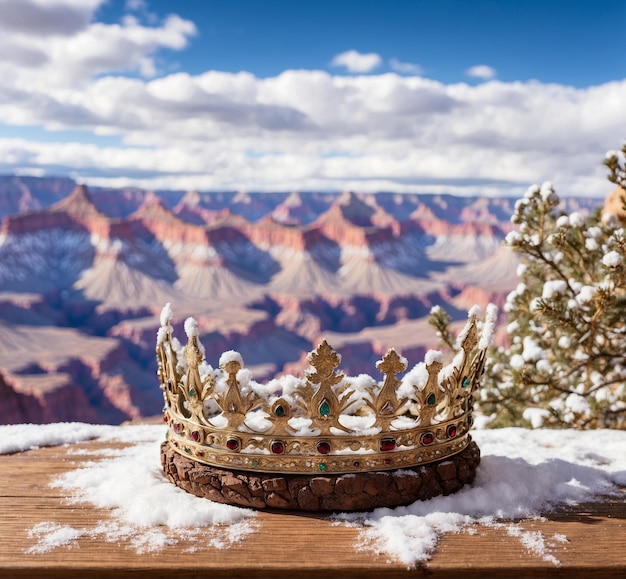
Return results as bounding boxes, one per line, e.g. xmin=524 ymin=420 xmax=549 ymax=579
xmin=1 ymin=436 xmax=625 ymax=578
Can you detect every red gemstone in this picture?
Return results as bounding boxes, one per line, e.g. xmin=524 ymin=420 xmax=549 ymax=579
xmin=447 ymin=425 xmax=457 ymax=438
xmin=191 ymin=431 xmax=200 ymax=442
xmin=384 ymin=458 xmax=391 ymax=465
xmin=316 ymin=441 xmax=331 ymax=455
xmin=226 ymin=438 xmax=240 ymax=451
xmin=173 ymin=423 xmax=181 ymax=433
xmin=380 ymin=438 xmax=396 ymax=452
xmin=421 ymin=432 xmax=435 ymax=445
xmin=162 ymin=413 xmax=168 ymax=423
xmin=271 ymin=441 xmax=285 ymax=454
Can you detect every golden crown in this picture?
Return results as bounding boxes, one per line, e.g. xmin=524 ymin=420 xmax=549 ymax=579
xmin=157 ymin=304 xmax=495 ymax=475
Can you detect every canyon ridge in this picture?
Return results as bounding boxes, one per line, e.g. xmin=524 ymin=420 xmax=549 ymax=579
xmin=0 ymin=175 xmax=603 ymax=424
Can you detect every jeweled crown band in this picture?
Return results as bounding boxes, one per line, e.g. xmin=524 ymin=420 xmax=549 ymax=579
xmin=166 ymin=417 xmax=472 ymax=474
xmin=157 ymin=303 xmax=495 ymax=474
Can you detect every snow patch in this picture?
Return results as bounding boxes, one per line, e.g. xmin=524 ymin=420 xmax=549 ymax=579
xmin=603 ymin=251 xmax=623 ymax=268
xmin=184 ymin=317 xmax=199 ymax=338
xmin=219 ymin=350 xmax=244 ymax=368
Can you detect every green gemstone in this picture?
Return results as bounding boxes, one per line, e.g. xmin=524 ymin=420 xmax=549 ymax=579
xmin=184 ymin=447 xmax=191 ymax=453
xmin=319 ymin=400 xmax=331 ymax=417
xmin=275 ymin=405 xmax=285 ymax=417
xmin=253 ymin=461 xmax=259 ymax=468
xmin=462 ymin=377 xmax=470 ymax=388
xmin=427 ymin=393 xmax=436 ymax=406
xmin=318 ymin=463 xmax=326 ymax=471
xmin=189 ymin=388 xmax=195 ymax=398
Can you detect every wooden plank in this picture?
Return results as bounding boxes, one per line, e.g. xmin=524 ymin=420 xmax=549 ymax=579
xmin=1 ymin=438 xmax=625 ymax=578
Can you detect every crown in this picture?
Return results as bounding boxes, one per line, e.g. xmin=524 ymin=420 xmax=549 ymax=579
xmin=157 ymin=304 xmax=494 ymax=476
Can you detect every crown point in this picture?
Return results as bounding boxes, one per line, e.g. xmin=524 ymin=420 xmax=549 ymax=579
xmin=376 ymin=348 xmax=408 ymax=375
xmin=223 ymin=359 xmax=242 ymax=374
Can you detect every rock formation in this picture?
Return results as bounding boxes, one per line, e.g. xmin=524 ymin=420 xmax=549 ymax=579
xmin=0 ymin=176 xmax=605 ymax=424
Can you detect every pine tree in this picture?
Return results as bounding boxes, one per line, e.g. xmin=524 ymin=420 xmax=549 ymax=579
xmin=605 ymin=142 xmax=626 ymax=189
xmin=430 ymin=147 xmax=626 ymax=429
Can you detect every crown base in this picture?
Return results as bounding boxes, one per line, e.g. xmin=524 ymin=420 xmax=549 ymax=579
xmin=161 ymin=439 xmax=481 ymax=512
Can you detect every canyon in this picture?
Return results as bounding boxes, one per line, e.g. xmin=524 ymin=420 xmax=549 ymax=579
xmin=0 ymin=175 xmax=603 ymax=424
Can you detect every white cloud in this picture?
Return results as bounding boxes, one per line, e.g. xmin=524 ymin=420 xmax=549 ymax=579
xmin=2 ymin=70 xmax=625 ymax=197
xmin=0 ymin=4 xmax=623 ymax=198
xmin=466 ymin=64 xmax=497 ymax=80
xmin=330 ymin=50 xmax=382 ymax=73
xmin=2 ymin=68 xmax=625 ymax=197
xmin=389 ymin=58 xmax=423 ymax=75
xmin=126 ymin=0 xmax=147 ymax=10
xmin=0 ymin=1 xmax=196 ymax=87
xmin=0 ymin=0 xmax=100 ymax=36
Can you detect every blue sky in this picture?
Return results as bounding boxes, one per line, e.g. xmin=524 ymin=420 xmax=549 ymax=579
xmin=96 ymin=0 xmax=625 ymax=86
xmin=0 ymin=0 xmax=624 ymax=196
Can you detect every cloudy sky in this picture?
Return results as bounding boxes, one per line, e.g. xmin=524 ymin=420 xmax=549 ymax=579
xmin=1 ymin=0 xmax=625 ymax=197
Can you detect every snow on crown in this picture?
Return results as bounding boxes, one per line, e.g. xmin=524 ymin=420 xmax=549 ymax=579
xmin=157 ymin=303 xmax=497 ymax=475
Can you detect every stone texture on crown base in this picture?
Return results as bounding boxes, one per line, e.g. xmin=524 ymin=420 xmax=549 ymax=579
xmin=160 ymin=439 xmax=481 ymax=511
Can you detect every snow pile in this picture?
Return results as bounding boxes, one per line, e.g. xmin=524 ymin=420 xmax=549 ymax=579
xmin=5 ymin=424 xmax=257 ymax=555
xmin=6 ymin=423 xmax=625 ymax=567
xmin=339 ymin=428 xmax=626 ymax=565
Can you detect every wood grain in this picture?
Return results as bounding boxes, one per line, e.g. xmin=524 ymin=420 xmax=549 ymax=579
xmin=0 ymin=435 xmax=624 ymax=578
